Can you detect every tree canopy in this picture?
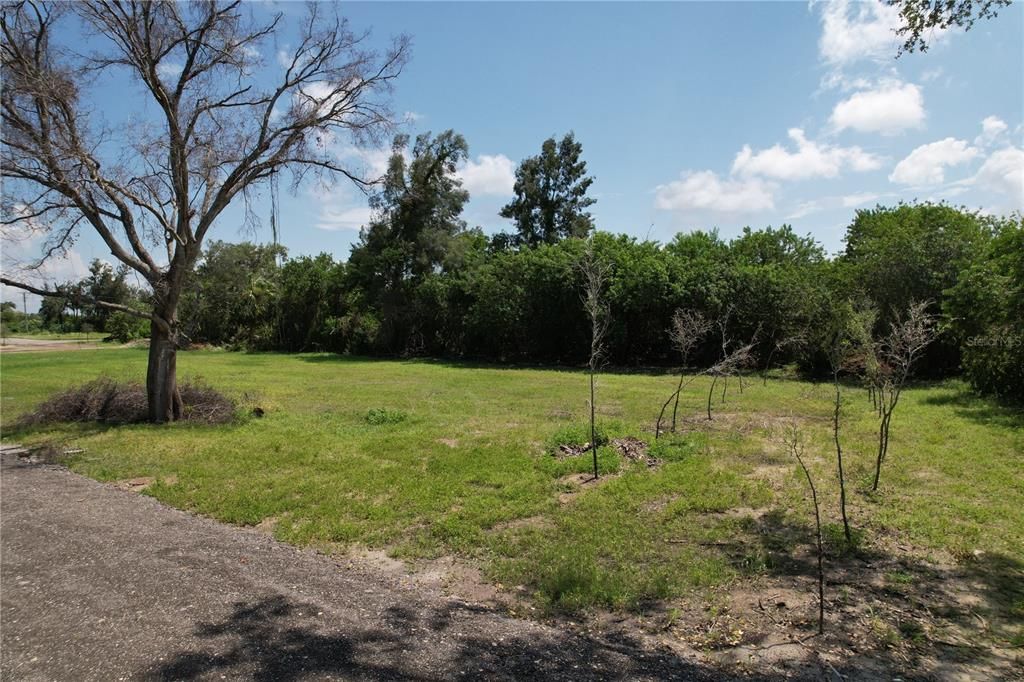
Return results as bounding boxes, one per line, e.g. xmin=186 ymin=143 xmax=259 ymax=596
xmin=499 ymin=132 xmax=596 ymax=247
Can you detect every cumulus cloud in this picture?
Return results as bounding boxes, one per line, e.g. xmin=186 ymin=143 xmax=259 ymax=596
xmin=456 ymin=154 xmax=516 ymax=197
xmin=831 ymin=81 xmax=925 ymax=135
xmin=975 ymin=115 xmax=1009 ymax=147
xmin=307 ymin=185 xmax=373 ymax=232
xmin=889 ymin=138 xmax=979 ymax=186
xmin=818 ymin=0 xmax=903 ymax=66
xmin=655 ymin=171 xmax=775 ymax=213
xmin=973 ymin=147 xmax=1024 ymax=207
xmin=315 ymin=204 xmax=373 ymax=232
xmin=732 ymin=128 xmax=882 ymax=180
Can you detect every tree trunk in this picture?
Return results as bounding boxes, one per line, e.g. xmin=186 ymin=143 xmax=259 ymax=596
xmin=833 ymin=374 xmax=851 ymax=543
xmin=590 ymin=366 xmax=598 ymax=480
xmin=146 ymin=311 xmax=182 ymax=424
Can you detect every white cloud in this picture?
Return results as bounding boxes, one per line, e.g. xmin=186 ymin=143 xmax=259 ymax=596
xmin=732 ymin=128 xmax=882 ymax=180
xmin=456 ymin=154 xmax=516 ymax=197
xmin=1 ymin=218 xmax=91 ymax=311
xmin=973 ymin=147 xmax=1024 ymax=207
xmin=156 ymin=61 xmax=183 ymax=81
xmin=402 ymin=111 xmax=423 ymax=123
xmin=889 ymin=138 xmax=979 ymax=186
xmin=786 ymin=200 xmax=824 ymax=220
xmin=975 ymin=115 xmax=1008 ymax=147
xmin=831 ymin=81 xmax=925 ymax=135
xmin=842 ymin=192 xmax=881 ymax=207
xmin=307 ymin=185 xmax=373 ymax=232
xmin=818 ymin=0 xmax=903 ymax=66
xmin=655 ymin=171 xmax=775 ymax=213
xmin=315 ymin=204 xmax=373 ymax=232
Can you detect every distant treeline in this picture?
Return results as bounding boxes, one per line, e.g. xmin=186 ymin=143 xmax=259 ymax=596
xmin=31 ymin=204 xmax=1022 ymax=404
xmin=184 ymin=203 xmax=1019 ymax=402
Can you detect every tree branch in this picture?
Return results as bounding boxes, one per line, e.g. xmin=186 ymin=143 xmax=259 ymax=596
xmin=0 ymin=276 xmax=169 ymax=333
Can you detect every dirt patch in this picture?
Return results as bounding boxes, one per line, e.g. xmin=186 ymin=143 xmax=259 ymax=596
xmin=749 ymin=463 xmax=793 ymax=490
xmin=554 ymin=442 xmax=593 ymax=459
xmin=641 ymin=524 xmax=1024 ymax=681
xmin=555 ymin=471 xmax=621 ymax=505
xmin=253 ymin=516 xmax=278 ymax=534
xmin=113 ymin=474 xmax=177 ymax=492
xmin=611 ymin=437 xmax=658 ymax=467
xmin=410 ymin=556 xmax=500 ymax=604
xmin=437 ymin=438 xmax=459 ymax=448
xmin=490 ymin=515 xmax=551 ymax=533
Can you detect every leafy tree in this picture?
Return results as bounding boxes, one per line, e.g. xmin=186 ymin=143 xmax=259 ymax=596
xmin=841 ymin=203 xmax=991 ymax=374
xmin=347 ymin=130 xmax=470 ymax=352
xmin=1 ymin=1 xmax=408 ymax=421
xmin=500 ymin=133 xmax=596 ymax=247
xmin=889 ymin=0 xmax=1013 ymax=54
xmin=179 ymin=241 xmax=286 ymax=349
xmin=81 ymin=260 xmax=133 ymax=332
xmin=946 ymin=216 xmax=1024 ymax=402
xmin=277 ymin=253 xmax=347 ymax=353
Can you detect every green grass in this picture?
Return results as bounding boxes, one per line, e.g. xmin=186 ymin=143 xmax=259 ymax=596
xmin=2 ymin=348 xmax=1022 ymax=612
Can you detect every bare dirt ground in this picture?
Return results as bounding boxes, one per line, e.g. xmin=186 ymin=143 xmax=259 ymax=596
xmin=0 ymin=445 xmax=729 ymax=682
xmin=2 ymin=442 xmax=1020 ymax=681
xmin=0 ymin=337 xmax=105 ymax=353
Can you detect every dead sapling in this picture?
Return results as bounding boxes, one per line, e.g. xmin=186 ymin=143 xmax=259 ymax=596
xmin=579 ymin=242 xmax=611 ymax=480
xmin=871 ymin=301 xmax=937 ymax=492
xmin=705 ymin=309 xmax=756 ymax=421
xmin=655 ymin=309 xmax=710 ymax=438
xmin=762 ymin=331 xmax=807 ymax=386
xmin=781 ymin=421 xmax=825 ymax=635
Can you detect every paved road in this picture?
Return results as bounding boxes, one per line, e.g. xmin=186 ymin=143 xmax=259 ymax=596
xmin=0 ymin=448 xmax=730 ymax=681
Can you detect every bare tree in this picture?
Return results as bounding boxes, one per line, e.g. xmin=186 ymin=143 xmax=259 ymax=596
xmin=655 ymin=309 xmax=710 ymax=438
xmin=781 ymin=421 xmax=825 ymax=635
xmin=579 ymin=241 xmax=611 ymax=480
xmin=705 ymin=308 xmax=757 ymax=421
xmin=871 ymin=301 xmax=937 ymax=491
xmin=761 ymin=331 xmax=806 ymax=386
xmin=706 ymin=341 xmax=755 ymax=421
xmin=1 ymin=1 xmax=408 ymax=421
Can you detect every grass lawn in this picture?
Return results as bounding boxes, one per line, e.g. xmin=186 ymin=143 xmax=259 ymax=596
xmin=2 ymin=348 xmax=1022 ymax=650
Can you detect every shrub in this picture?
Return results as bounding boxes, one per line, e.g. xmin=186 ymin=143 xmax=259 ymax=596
xmin=364 ymin=408 xmax=407 ymax=425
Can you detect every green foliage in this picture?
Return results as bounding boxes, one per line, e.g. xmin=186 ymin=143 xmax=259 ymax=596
xmin=179 ymin=241 xmax=286 ymax=349
xmin=945 ymin=216 xmax=1024 ymax=402
xmin=499 ymin=132 xmax=596 ymax=247
xmin=365 ymin=408 xmax=408 ymax=425
xmin=157 ymin=198 xmax=1015 ymax=403
xmin=548 ymin=422 xmax=610 ymax=452
xmin=104 ymin=311 xmax=149 ymax=343
xmin=841 ymin=202 xmax=992 ymax=374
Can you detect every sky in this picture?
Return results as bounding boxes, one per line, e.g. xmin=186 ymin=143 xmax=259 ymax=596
xmin=3 ymin=0 xmax=1023 ymax=311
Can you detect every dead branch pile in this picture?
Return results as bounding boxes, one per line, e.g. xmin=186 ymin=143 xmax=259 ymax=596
xmin=18 ymin=378 xmax=236 ymax=426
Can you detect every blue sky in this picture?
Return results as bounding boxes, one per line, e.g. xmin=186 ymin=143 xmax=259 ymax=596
xmin=4 ymin=1 xmax=1023 ymax=308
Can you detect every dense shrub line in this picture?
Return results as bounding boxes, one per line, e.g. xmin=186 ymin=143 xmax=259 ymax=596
xmin=28 ymin=203 xmax=1023 ymax=402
